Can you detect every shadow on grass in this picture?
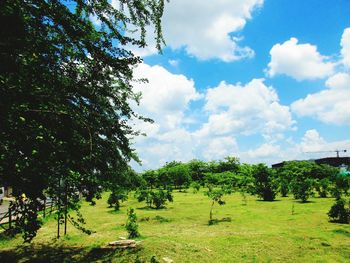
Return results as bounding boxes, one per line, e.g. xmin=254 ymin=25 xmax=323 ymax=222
xmin=294 ymin=200 xmax=316 ymax=204
xmin=107 ymin=209 xmax=122 ymax=215
xmin=208 ymin=217 xmax=232 ymax=226
xmin=255 ymin=199 xmax=281 ymax=202
xmin=0 ymin=242 xmax=143 ymax=263
xmin=332 ymin=229 xmax=350 ymax=237
xmin=136 ymin=206 xmax=166 ymax=211
xmin=0 ymin=228 xmax=18 ymax=242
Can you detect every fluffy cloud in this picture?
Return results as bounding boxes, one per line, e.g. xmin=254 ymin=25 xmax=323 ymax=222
xmin=132 ymin=63 xmax=201 ymax=130
xmin=197 ymin=79 xmax=294 ymax=138
xmin=299 ymin=129 xmax=326 ymax=153
xmin=240 ymin=129 xmax=350 ymax=165
xmin=267 ymin=38 xmax=335 ymax=80
xmin=202 ymin=137 xmax=239 ymax=161
xmin=131 ymin=63 xmax=201 ymax=169
xmin=244 ymin=143 xmax=281 ymax=161
xmin=127 ymin=0 xmax=263 ymax=61
xmin=291 ymin=73 xmax=350 ymax=125
xmin=341 ymin=28 xmax=350 ymax=67
xmin=297 ymin=129 xmax=350 ymax=159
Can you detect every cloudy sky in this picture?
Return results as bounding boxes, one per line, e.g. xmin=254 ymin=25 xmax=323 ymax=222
xmin=126 ymin=0 xmax=350 ymax=170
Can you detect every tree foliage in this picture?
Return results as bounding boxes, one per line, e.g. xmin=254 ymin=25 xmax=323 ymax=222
xmin=205 ymin=184 xmax=231 ymax=224
xmin=0 ymin=0 xmax=166 ymax=241
xmin=252 ymin=163 xmax=278 ymax=201
xmin=125 ymin=208 xmax=140 ymax=238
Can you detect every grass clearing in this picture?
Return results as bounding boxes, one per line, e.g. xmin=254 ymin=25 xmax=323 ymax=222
xmin=0 ymin=190 xmax=349 ymax=262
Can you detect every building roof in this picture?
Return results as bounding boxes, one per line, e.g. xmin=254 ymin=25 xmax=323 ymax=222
xmin=272 ymin=157 xmax=350 ymax=169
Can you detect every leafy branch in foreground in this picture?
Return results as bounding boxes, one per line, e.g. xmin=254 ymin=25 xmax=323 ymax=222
xmin=0 ymin=0 xmax=166 ymax=241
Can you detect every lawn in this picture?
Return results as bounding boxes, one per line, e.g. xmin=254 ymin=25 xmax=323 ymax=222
xmin=0 ymin=190 xmax=349 ymax=262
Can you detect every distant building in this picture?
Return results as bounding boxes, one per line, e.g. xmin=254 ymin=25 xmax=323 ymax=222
xmin=272 ymin=157 xmax=350 ymax=170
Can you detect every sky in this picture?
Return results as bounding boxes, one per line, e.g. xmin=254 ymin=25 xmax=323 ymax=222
xmin=120 ymin=0 xmax=350 ymax=170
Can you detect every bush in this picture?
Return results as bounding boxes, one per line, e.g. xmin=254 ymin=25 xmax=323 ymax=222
xmin=291 ymin=178 xmax=314 ymax=202
xmin=107 ymin=189 xmax=128 ymax=210
xmin=151 ymin=189 xmax=173 ymax=209
xmin=191 ymin=181 xmax=201 ymax=193
xmin=135 ymin=189 xmax=173 ymax=209
xmin=252 ymin=164 xmax=278 ymax=201
xmin=328 ymin=198 xmax=350 ymax=224
xmin=125 ymin=208 xmax=140 ymax=238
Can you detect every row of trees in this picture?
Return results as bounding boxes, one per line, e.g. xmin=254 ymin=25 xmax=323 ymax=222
xmin=131 ymin=157 xmax=349 ymax=223
xmin=137 ymin=158 xmax=342 ymax=202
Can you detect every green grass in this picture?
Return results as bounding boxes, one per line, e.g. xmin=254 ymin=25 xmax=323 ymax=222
xmin=0 ymin=190 xmax=350 ymax=262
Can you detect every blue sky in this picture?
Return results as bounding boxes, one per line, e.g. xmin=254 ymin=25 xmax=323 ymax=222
xmin=120 ymin=0 xmax=350 ymax=170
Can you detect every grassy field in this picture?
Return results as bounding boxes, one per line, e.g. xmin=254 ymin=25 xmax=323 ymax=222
xmin=0 ymin=190 xmax=349 ymax=262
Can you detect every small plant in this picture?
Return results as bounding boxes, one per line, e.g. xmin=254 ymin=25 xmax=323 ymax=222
xmin=240 ymin=190 xmax=247 ymax=206
xmin=191 ymin=181 xmax=201 ymax=193
xmin=125 ymin=208 xmax=140 ymax=238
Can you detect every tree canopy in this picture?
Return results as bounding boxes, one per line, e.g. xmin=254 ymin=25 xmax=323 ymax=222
xmin=0 ymin=0 xmax=166 ymax=241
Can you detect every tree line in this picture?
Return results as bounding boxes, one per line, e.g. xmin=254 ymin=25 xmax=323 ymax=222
xmin=111 ymin=157 xmax=349 ymax=224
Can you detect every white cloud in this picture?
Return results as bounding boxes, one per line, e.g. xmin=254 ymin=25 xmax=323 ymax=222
xmin=245 ymin=143 xmax=281 ymax=160
xmin=128 ymin=0 xmax=263 ymax=61
xmin=239 ymin=129 xmax=350 ymax=165
xmin=297 ymin=129 xmax=350 ymax=159
xmin=202 ymin=137 xmax=239 ymax=161
xmin=267 ymin=38 xmax=335 ymax=80
xmin=341 ymin=28 xmax=350 ymax=67
xmin=132 ymin=63 xmax=201 ymax=130
xmin=131 ymin=63 xmax=201 ymax=169
xmin=197 ymin=79 xmax=294 ymax=138
xmin=164 ymin=0 xmax=264 ymax=61
xmin=291 ymin=73 xmax=350 ymax=125
xmin=299 ymin=129 xmax=326 ymax=153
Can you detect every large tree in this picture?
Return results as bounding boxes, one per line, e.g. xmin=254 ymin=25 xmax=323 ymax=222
xmin=0 ymin=0 xmax=166 ymax=241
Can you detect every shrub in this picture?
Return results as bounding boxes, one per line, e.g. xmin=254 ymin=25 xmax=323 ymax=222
xmin=125 ymin=208 xmax=140 ymax=238
xmin=107 ymin=189 xmax=128 ymax=210
xmin=151 ymin=189 xmax=173 ymax=209
xmin=328 ymin=198 xmax=350 ymax=224
xmin=135 ymin=189 xmax=173 ymax=209
xmin=191 ymin=181 xmax=201 ymax=193
xmin=252 ymin=164 xmax=278 ymax=201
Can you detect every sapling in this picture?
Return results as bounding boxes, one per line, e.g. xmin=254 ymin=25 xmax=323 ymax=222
xmin=205 ymin=184 xmax=231 ymax=225
xmin=125 ymin=208 xmax=140 ymax=238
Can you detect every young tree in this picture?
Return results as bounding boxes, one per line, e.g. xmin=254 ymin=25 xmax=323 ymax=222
xmin=284 ymin=161 xmax=315 ymax=202
xmin=188 ymin=159 xmax=209 ymax=184
xmin=135 ymin=188 xmax=173 ymax=209
xmin=167 ymin=163 xmax=191 ymax=191
xmin=0 ymin=0 xmax=166 ymax=241
xmin=125 ymin=208 xmax=140 ymax=238
xmin=252 ymin=164 xmax=278 ymax=201
xmin=108 ymin=188 xmax=128 ymax=211
xmin=328 ymin=171 xmax=350 ymax=224
xmin=205 ymin=184 xmax=231 ymax=224
xmin=142 ymin=170 xmax=159 ymax=189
